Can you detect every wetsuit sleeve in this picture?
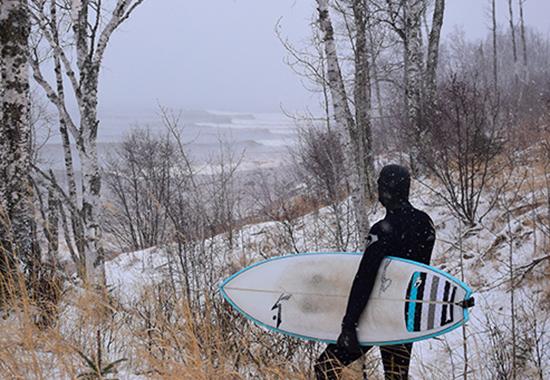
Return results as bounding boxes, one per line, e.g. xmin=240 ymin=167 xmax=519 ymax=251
xmin=341 ymin=227 xmax=390 ymax=329
xmin=417 ymin=214 xmax=436 ymax=264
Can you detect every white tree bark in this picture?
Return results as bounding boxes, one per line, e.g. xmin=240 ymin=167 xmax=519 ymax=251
xmin=0 ymin=0 xmax=37 ymax=274
xmin=45 ymin=177 xmax=59 ymax=261
xmin=352 ymin=0 xmax=376 ymax=205
xmin=518 ymin=0 xmax=528 ymax=81
xmin=316 ymin=0 xmax=372 ymax=242
xmin=379 ymin=0 xmax=445 ymax=168
xmin=425 ymin=0 xmax=445 ymax=104
xmin=508 ymin=0 xmax=518 ymax=64
xmin=29 ymin=0 xmax=145 ymax=286
xmin=518 ymin=0 xmax=527 ymax=64
xmin=50 ymin=0 xmax=85 ymax=274
xmin=403 ymin=0 xmax=425 ymax=134
xmin=508 ymin=0 xmax=519 ymax=87
xmin=491 ymin=0 xmax=498 ymax=91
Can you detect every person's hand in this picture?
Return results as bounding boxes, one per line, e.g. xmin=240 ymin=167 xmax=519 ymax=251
xmin=336 ymin=325 xmax=361 ymax=355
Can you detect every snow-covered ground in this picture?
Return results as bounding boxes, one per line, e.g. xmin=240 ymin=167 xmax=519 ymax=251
xmin=103 ymin=155 xmax=549 ymax=379
xmin=11 ymin=134 xmax=547 ymax=379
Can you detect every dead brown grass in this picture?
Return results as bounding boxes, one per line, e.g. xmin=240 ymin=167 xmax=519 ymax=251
xmin=0 ymin=275 xmax=314 ymax=380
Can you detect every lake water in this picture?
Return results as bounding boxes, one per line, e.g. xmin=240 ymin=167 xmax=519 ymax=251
xmin=38 ymin=109 xmax=303 ymax=173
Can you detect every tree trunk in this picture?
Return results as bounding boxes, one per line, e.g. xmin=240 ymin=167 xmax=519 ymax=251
xmin=46 ymin=181 xmax=59 ymax=261
xmin=403 ymin=0 xmax=424 ymax=135
xmin=518 ymin=0 xmax=528 ymax=81
xmin=491 ymin=0 xmax=498 ymax=91
xmin=0 ymin=0 xmax=38 ymax=278
xmin=508 ymin=0 xmax=519 ymax=88
xmin=316 ymin=0 xmax=371 ymax=242
xmin=79 ymin=67 xmax=105 ymax=285
xmin=425 ymin=0 xmax=445 ymax=104
xmin=508 ymin=0 xmax=518 ymax=63
xmin=367 ymin=21 xmax=387 ymax=136
xmin=352 ymin=0 xmax=376 ymax=205
xmin=49 ymin=0 xmax=85 ymax=267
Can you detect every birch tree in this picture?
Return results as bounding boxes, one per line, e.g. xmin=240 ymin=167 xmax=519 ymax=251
xmin=351 ymin=0 xmax=377 ymax=213
xmin=402 ymin=0 xmax=425 ymax=135
xmin=28 ymin=0 xmax=145 ymax=285
xmin=491 ymin=0 xmax=498 ymax=91
xmin=508 ymin=0 xmax=519 ymax=89
xmin=517 ymin=0 xmax=528 ymax=87
xmin=316 ymin=0 xmax=376 ymax=243
xmin=0 ymin=0 xmax=39 ymax=287
xmin=424 ymin=0 xmax=445 ymax=104
xmin=373 ymin=0 xmax=446 ymax=160
xmin=518 ymin=0 xmax=527 ymax=68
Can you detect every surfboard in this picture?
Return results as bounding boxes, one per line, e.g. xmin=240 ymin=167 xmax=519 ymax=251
xmin=219 ymin=252 xmax=474 ymax=346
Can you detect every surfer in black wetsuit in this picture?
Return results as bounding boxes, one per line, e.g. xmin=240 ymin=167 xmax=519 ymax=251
xmin=314 ymin=164 xmax=436 ymax=380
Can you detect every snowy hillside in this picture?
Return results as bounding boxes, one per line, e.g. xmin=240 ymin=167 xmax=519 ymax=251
xmin=0 ymin=152 xmax=546 ymax=380
xmin=101 ymin=153 xmax=549 ymax=379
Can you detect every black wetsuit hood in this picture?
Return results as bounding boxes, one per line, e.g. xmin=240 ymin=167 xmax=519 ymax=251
xmin=377 ymin=164 xmax=411 ymax=210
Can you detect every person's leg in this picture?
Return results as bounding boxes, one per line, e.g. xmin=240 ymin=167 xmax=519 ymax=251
xmin=315 ymin=344 xmax=372 ymax=380
xmin=380 ymin=343 xmax=413 ymax=380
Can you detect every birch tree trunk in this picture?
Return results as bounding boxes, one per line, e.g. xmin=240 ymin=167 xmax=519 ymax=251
xmin=508 ymin=0 xmax=519 ymax=88
xmin=352 ymin=0 xmax=376 ymax=207
xmin=508 ymin=0 xmax=518 ymax=64
xmin=46 ymin=181 xmax=59 ymax=262
xmin=367 ymin=20 xmax=387 ymax=134
xmin=79 ymin=129 xmax=105 ymax=285
xmin=29 ymin=0 xmax=145 ymax=286
xmin=380 ymin=0 xmax=445 ymax=169
xmin=518 ymin=0 xmax=528 ymax=81
xmin=491 ymin=0 xmax=498 ymax=91
xmin=425 ymin=0 xmax=445 ymax=105
xmin=316 ymin=0 xmax=372 ymax=242
xmin=49 ymin=0 xmax=85 ymax=271
xmin=403 ymin=0 xmax=425 ymax=137
xmin=0 ymin=0 xmax=38 ymax=279
xmin=69 ymin=0 xmax=106 ymax=286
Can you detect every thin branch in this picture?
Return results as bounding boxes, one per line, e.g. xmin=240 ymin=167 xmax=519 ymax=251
xmin=94 ymin=0 xmax=145 ymax=65
xmin=29 ymin=50 xmax=80 ymax=138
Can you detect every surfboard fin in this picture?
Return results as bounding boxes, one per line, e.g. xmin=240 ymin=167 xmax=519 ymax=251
xmin=457 ymin=297 xmax=475 ymax=309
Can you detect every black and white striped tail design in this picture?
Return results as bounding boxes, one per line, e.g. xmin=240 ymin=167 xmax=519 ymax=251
xmin=404 ymin=271 xmax=458 ymax=332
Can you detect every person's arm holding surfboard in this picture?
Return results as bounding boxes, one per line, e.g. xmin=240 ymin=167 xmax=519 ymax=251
xmin=337 ymin=224 xmax=389 ymax=354
xmin=336 ymin=218 xmax=436 ymax=354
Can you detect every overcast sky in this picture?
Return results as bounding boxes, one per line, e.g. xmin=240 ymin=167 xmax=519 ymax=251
xmin=98 ymin=0 xmax=550 ymax=114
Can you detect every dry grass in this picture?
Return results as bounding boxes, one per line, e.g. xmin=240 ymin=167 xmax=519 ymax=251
xmin=0 ymin=274 xmax=316 ymax=380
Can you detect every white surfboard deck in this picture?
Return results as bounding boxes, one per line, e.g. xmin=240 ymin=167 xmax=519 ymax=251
xmin=220 ymin=252 xmax=473 ymax=346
